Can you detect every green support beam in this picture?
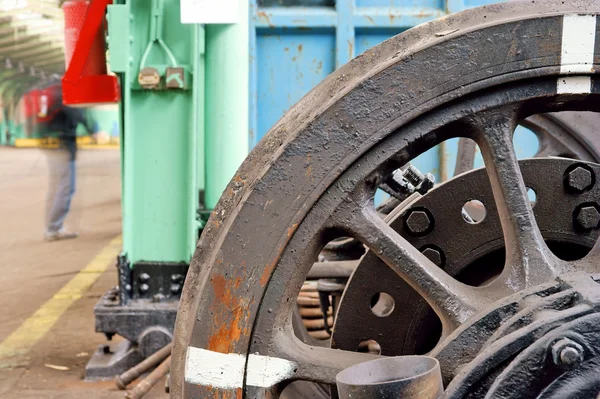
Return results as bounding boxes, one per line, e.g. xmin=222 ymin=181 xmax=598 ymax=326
xmin=109 ymin=0 xmax=205 ymax=265
xmin=204 ymin=0 xmax=250 ymax=209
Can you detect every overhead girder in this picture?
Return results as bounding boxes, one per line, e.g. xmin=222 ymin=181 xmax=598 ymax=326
xmin=21 ymin=50 xmax=64 ymax=66
xmin=0 ymin=3 xmax=65 ymax=86
xmin=0 ymin=30 xmax=63 ymax=48
xmin=9 ymin=46 xmax=63 ymax=65
xmin=0 ymin=38 xmax=63 ymax=59
xmin=0 ymin=24 xmax=27 ymax=38
xmin=32 ymin=57 xmax=64 ymax=70
xmin=0 ymin=31 xmax=45 ymax=48
xmin=0 ymin=4 xmax=63 ymax=21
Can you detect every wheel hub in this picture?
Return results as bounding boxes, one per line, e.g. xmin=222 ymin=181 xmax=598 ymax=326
xmin=333 ymin=158 xmax=600 ymax=356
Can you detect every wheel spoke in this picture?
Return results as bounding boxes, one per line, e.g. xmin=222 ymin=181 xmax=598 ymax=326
xmin=274 ymin=337 xmax=381 ymax=385
xmin=454 ymin=138 xmax=477 ymax=176
xmin=472 ymin=107 xmax=558 ymax=290
xmin=535 ymin=134 xmax=571 ymax=158
xmin=581 ymin=239 xmax=600 ymax=272
xmin=339 ymin=206 xmax=490 ymax=330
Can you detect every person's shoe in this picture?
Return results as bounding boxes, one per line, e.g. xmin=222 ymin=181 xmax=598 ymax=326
xmin=45 ymin=230 xmax=79 ymax=242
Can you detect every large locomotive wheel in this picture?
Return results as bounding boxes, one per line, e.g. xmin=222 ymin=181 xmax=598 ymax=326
xmin=173 ymin=1 xmax=600 ymax=397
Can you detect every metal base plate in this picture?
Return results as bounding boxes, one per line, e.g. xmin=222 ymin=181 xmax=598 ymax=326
xmin=86 ymin=287 xmax=179 ymax=379
xmin=85 ymin=340 xmax=143 ymax=381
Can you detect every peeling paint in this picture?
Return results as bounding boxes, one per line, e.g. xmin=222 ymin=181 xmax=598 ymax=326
xmin=207 ymin=275 xmax=248 ymax=353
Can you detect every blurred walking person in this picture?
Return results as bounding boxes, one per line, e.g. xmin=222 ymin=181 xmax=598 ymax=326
xmin=42 ymin=82 xmax=102 ymax=241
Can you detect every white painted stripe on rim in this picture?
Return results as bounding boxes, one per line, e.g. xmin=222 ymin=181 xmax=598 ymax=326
xmin=561 ymin=14 xmax=596 ymax=74
xmin=558 ymin=15 xmax=596 ymax=93
xmin=557 ymin=76 xmax=593 ymax=94
xmin=185 ymin=347 xmax=246 ymax=389
xmin=185 ymin=347 xmax=298 ymax=389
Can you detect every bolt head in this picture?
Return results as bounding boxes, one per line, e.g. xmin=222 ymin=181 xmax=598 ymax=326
xmin=170 ymin=284 xmax=182 ymax=295
xmin=139 ymin=273 xmax=150 ymax=283
xmin=560 ymin=346 xmax=583 ymax=366
xmin=422 ymin=248 xmax=444 ymax=268
xmin=551 ymin=338 xmax=584 ymax=368
xmin=139 ymin=283 xmax=149 ymax=294
xmin=566 ymin=166 xmax=594 ymax=193
xmin=405 ymin=210 xmax=432 ymax=236
xmin=576 ymin=205 xmax=600 ymax=230
xmin=416 ymin=173 xmax=436 ymax=194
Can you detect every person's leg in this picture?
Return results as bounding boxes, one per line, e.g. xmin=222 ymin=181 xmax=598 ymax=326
xmin=46 ymin=149 xmax=78 ymax=240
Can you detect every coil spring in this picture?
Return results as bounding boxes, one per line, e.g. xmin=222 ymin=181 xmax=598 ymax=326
xmin=297 ymin=281 xmax=333 ymax=340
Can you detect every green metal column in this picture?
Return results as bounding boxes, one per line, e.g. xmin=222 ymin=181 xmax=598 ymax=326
xmin=108 ymin=0 xmax=204 ymax=266
xmin=204 ymin=0 xmax=249 ymax=209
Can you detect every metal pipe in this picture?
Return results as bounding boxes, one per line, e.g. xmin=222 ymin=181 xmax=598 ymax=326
xmin=115 ymin=343 xmax=172 ymax=390
xmin=307 ymin=260 xmax=358 ymax=279
xmin=336 ymin=356 xmax=443 ymax=399
xmin=125 ymin=355 xmax=171 ymax=399
xmin=204 ymin=0 xmax=249 ymax=209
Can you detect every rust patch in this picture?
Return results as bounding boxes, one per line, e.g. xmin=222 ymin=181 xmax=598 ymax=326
xmin=305 ymin=164 xmax=313 ymax=177
xmin=207 ymin=274 xmax=249 ymax=353
xmin=298 ymin=44 xmax=303 ymax=52
xmin=232 ymin=174 xmax=247 ymax=184
xmin=305 ymin=155 xmax=313 ymax=177
xmin=259 ymin=228 xmax=294 ymax=287
xmin=316 ymin=61 xmax=323 ymax=74
xmin=287 ymin=223 xmax=299 ymax=238
xmin=257 ymin=11 xmax=274 ymax=28
xmin=365 ymin=15 xmax=374 ymax=24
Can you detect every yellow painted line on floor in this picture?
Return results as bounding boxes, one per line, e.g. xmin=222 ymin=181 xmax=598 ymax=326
xmin=0 ymin=235 xmax=122 ymax=368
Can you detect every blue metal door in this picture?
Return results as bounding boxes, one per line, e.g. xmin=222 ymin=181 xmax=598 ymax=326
xmin=250 ymin=0 xmax=507 ymax=179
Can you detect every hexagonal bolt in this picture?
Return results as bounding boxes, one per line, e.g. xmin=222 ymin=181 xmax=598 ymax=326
xmin=405 ymin=210 xmax=432 ymax=236
xmin=565 ymin=166 xmax=594 ymax=193
xmin=575 ymin=205 xmax=600 ymax=230
xmin=551 ymin=338 xmax=584 ymax=368
xmin=422 ymin=247 xmax=444 ymax=268
xmin=139 ymin=273 xmax=151 ymax=283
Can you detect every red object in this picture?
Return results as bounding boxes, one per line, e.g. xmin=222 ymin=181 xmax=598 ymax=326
xmin=61 ymin=0 xmax=120 ymax=106
xmin=22 ymin=90 xmax=37 ymax=119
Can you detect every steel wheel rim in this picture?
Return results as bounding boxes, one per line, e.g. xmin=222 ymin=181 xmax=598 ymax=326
xmin=173 ymin=2 xmax=600 ymax=397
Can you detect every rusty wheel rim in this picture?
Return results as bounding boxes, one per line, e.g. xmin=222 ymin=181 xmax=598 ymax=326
xmin=172 ymin=2 xmax=600 ymax=397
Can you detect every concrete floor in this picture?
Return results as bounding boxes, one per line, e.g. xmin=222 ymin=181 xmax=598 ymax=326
xmin=0 ymin=147 xmax=167 ymax=398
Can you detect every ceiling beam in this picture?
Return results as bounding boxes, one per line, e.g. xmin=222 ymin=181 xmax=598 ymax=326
xmin=0 ymin=4 xmax=64 ymax=20
xmin=0 ymin=38 xmax=63 ymax=58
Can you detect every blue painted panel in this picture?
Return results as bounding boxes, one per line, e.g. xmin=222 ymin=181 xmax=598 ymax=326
xmin=355 ymin=28 xmax=405 ymax=55
xmin=251 ymin=0 xmax=510 ymax=178
xmin=356 ymin=0 xmax=443 ymax=9
xmin=256 ymin=28 xmax=336 ymax=141
xmin=464 ymin=0 xmax=499 ymax=7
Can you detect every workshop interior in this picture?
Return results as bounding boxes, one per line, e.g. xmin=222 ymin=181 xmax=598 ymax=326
xmin=2 ymin=0 xmax=600 ymax=398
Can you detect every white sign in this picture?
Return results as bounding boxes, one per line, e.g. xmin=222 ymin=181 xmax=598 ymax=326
xmin=181 ymin=0 xmax=239 ymax=24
